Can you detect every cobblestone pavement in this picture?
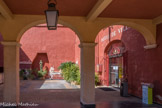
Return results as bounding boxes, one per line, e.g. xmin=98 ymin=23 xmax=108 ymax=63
xmin=0 ymin=80 xmax=162 ymax=108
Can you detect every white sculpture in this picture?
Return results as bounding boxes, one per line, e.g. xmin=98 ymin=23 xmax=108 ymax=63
xmin=49 ymin=66 xmax=54 ymax=79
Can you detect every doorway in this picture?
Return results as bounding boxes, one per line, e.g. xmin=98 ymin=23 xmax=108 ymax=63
xmin=109 ymin=56 xmax=123 ymax=88
xmin=107 ymin=41 xmax=125 ymax=88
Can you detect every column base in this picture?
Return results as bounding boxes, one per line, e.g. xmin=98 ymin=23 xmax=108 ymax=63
xmin=80 ymin=102 xmax=96 ymax=108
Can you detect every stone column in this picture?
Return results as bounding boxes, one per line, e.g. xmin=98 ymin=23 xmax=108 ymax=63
xmin=79 ymin=42 xmax=96 ymax=107
xmin=1 ymin=42 xmax=20 ymax=104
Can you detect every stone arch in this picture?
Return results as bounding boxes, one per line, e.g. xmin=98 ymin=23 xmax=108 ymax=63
xmin=96 ymin=21 xmax=156 ymax=45
xmin=16 ymin=19 xmax=82 ymax=42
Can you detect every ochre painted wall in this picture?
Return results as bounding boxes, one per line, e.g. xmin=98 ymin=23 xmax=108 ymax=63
xmin=0 ymin=34 xmax=3 ymax=84
xmin=0 ymin=34 xmax=3 ymax=68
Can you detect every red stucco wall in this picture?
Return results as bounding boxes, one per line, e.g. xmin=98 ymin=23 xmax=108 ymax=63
xmin=121 ymin=24 xmax=162 ymax=103
xmin=123 ymin=24 xmax=162 ymax=103
xmin=20 ymin=26 xmax=79 ymax=71
xmin=95 ymin=25 xmax=162 ymax=104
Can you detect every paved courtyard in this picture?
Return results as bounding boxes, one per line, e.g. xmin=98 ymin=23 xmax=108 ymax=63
xmin=21 ymin=80 xmax=78 ymax=90
xmin=0 ymin=80 xmax=161 ymax=108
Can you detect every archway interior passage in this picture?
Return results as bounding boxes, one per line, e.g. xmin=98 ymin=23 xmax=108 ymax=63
xmin=19 ymin=23 xmax=81 ymax=90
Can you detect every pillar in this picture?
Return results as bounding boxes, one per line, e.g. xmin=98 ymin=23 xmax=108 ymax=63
xmin=1 ymin=42 xmax=20 ymax=104
xmin=79 ymin=42 xmax=96 ymax=107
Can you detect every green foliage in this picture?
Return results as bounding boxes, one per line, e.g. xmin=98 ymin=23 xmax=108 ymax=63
xmin=26 ymin=68 xmax=32 ymax=75
xmin=38 ymin=69 xmax=47 ymax=78
xmin=19 ymin=68 xmax=35 ymax=80
xmin=58 ymin=62 xmax=100 ymax=85
xmin=36 ymin=60 xmax=47 ymax=78
xmin=95 ymin=73 xmax=100 ymax=85
xmin=58 ymin=62 xmax=80 ymax=84
xmin=76 ymin=67 xmax=80 ymax=84
xmin=20 ymin=69 xmax=25 ymax=78
xmin=28 ymin=74 xmax=35 ymax=79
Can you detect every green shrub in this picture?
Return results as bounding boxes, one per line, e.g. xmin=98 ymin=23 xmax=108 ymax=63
xmin=76 ymin=68 xmax=80 ymax=84
xmin=58 ymin=62 xmax=100 ymax=85
xmin=38 ymin=69 xmax=47 ymax=78
xmin=20 ymin=69 xmax=25 ymax=78
xmin=95 ymin=73 xmax=100 ymax=85
xmin=36 ymin=60 xmax=47 ymax=79
xmin=28 ymin=74 xmax=35 ymax=80
xmin=20 ymin=69 xmax=37 ymax=80
xmin=58 ymin=62 xmax=80 ymax=84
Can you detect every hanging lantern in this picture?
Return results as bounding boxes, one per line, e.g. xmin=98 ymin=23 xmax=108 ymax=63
xmin=45 ymin=0 xmax=59 ymax=30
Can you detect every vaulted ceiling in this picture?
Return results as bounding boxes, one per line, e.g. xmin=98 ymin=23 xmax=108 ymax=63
xmin=3 ymin=0 xmax=162 ymax=19
xmin=3 ymin=0 xmax=98 ymax=16
xmin=99 ymin=0 xmax=162 ymax=19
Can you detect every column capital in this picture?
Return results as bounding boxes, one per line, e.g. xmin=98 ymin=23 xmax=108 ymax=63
xmin=1 ymin=41 xmax=21 ymax=47
xmin=79 ymin=42 xmax=97 ymax=48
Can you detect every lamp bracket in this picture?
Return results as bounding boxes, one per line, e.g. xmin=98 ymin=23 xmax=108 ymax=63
xmin=48 ymin=0 xmax=57 ymax=5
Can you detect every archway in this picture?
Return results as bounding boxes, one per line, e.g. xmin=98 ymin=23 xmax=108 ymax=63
xmin=95 ymin=25 xmax=136 ymax=86
xmin=19 ymin=23 xmax=81 ymax=104
xmin=17 ymin=19 xmax=82 ymax=42
xmin=95 ymin=25 xmax=146 ymax=85
xmin=95 ymin=20 xmax=156 ymax=45
xmin=95 ymin=24 xmax=150 ymax=98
